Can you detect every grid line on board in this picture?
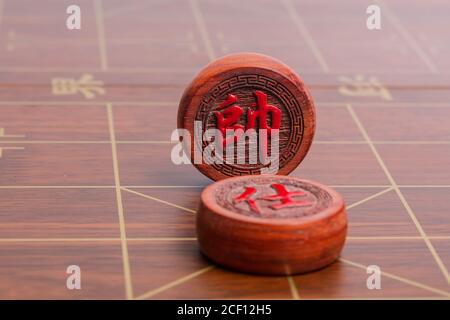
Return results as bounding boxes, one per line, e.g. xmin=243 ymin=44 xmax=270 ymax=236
xmin=122 ymin=187 xmax=197 ymax=214
xmin=132 ymin=256 xmax=449 ymax=299
xmin=287 ymin=276 xmax=301 ymax=300
xmin=94 ymin=2 xmax=134 ymax=299
xmin=107 ymin=104 xmax=133 ymax=299
xmin=189 ymin=0 xmax=216 ymax=60
xmin=340 ymin=258 xmax=450 ymax=298
xmin=347 ymin=103 xmax=450 ymax=286
xmin=281 ymin=0 xmax=330 ymax=73
xmin=135 ymin=266 xmax=215 ymax=300
xmin=376 ymin=0 xmax=438 ymax=73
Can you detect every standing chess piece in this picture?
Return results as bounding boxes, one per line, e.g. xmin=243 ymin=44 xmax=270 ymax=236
xmin=178 ymin=53 xmax=315 ymax=180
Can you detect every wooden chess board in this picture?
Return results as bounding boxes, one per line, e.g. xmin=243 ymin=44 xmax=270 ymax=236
xmin=0 ymin=0 xmax=449 ymax=299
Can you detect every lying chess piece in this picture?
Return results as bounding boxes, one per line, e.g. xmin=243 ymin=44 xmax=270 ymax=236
xmin=197 ymin=175 xmax=347 ymax=275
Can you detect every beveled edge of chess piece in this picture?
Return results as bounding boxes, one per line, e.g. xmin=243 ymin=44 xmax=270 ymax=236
xmin=196 ymin=174 xmax=347 ymax=275
xmin=177 ymin=52 xmax=316 ymax=181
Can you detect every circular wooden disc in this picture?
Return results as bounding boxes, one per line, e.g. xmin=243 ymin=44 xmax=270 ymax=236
xmin=197 ymin=175 xmax=347 ymax=275
xmin=178 ymin=53 xmax=316 ymax=181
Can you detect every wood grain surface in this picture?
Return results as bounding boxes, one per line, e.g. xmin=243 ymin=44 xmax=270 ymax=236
xmin=0 ymin=0 xmax=450 ymax=299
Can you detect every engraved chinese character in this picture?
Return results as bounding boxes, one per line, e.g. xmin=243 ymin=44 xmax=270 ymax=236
xmin=260 ymin=184 xmax=311 ymax=210
xmin=234 ymin=186 xmax=258 ymax=212
xmin=214 ymin=94 xmax=245 ymax=146
xmin=213 ymin=91 xmax=281 ymax=147
xmin=338 ymin=74 xmax=392 ymax=100
xmin=234 ymin=184 xmax=311 ymax=213
xmin=51 ymin=74 xmax=105 ymax=99
xmin=247 ymin=91 xmax=281 ymax=134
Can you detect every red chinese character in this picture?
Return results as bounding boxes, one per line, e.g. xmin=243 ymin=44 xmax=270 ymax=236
xmin=213 ymin=91 xmax=281 ymax=147
xmin=234 ymin=186 xmax=259 ymax=213
xmin=260 ymin=184 xmax=311 ymax=210
xmin=213 ymin=94 xmax=245 ymax=147
xmin=247 ymin=90 xmax=281 ymax=135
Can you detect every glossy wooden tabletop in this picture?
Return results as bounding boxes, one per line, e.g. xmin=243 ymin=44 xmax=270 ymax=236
xmin=0 ymin=0 xmax=449 ymax=299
